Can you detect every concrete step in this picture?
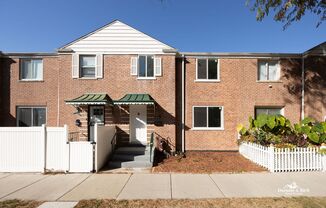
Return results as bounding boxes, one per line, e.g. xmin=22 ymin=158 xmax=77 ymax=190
xmin=115 ymin=146 xmax=150 ymax=155
xmin=108 ymin=160 xmax=152 ymax=169
xmin=111 ymin=154 xmax=151 ymax=162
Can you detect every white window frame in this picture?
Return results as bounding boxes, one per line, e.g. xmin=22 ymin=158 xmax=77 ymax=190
xmin=195 ymin=58 xmax=220 ymax=82
xmin=79 ymin=55 xmax=96 ymax=79
xmin=19 ymin=58 xmax=43 ymax=81
xmin=257 ymin=60 xmax=281 ymax=81
xmin=192 ymin=106 xmax=224 ymax=130
xmin=137 ymin=55 xmax=156 ymax=80
xmin=16 ymin=106 xmax=47 ymax=127
xmin=254 ymin=106 xmax=284 ymax=118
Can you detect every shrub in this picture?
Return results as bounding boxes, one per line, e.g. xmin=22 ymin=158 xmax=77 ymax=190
xmin=238 ymin=114 xmax=326 ymax=147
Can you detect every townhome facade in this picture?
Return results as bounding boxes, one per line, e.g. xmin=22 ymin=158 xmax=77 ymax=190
xmin=0 ymin=20 xmax=325 ymax=152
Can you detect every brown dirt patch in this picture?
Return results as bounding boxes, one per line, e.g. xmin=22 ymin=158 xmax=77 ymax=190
xmin=75 ymin=197 xmax=326 ymax=208
xmin=0 ymin=200 xmax=42 ymax=208
xmin=153 ymin=151 xmax=266 ymax=173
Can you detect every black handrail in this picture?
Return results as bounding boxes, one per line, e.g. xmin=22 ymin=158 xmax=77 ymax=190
xmin=149 ymin=132 xmax=155 ymax=163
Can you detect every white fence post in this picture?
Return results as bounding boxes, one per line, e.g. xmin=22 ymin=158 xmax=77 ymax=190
xmin=267 ymin=145 xmax=275 ymax=172
xmin=64 ymin=124 xmax=69 ymax=172
xmin=94 ymin=123 xmax=98 ymax=172
xmin=41 ymin=124 xmax=46 ymax=173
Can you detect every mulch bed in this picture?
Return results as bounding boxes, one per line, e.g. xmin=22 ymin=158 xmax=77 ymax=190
xmin=153 ymin=151 xmax=266 ymax=173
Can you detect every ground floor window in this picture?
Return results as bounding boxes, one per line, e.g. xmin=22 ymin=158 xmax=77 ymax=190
xmin=255 ymin=107 xmax=283 ymax=118
xmin=193 ymin=106 xmax=224 ymax=130
xmin=17 ymin=107 xmax=46 ymax=127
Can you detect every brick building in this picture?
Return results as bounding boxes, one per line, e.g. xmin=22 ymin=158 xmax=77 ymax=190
xmin=0 ymin=20 xmax=325 ymax=152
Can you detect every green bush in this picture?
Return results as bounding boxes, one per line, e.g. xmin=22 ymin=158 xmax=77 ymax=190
xmin=238 ymin=114 xmax=326 ymax=147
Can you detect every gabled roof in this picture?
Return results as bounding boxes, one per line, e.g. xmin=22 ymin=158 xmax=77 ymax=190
xmin=58 ymin=20 xmax=176 ymax=54
xmin=304 ymin=41 xmax=326 ymax=56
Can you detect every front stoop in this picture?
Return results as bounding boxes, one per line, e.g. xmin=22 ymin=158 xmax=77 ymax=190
xmin=108 ymin=145 xmax=153 ymax=169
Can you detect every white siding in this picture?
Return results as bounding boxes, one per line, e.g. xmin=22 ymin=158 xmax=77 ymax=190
xmin=63 ymin=21 xmax=174 ymax=54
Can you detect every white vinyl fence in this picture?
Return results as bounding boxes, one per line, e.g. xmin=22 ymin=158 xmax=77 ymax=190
xmin=0 ymin=126 xmax=45 ymax=172
xmin=94 ymin=124 xmax=116 ymax=172
xmin=0 ymin=125 xmax=113 ymax=173
xmin=46 ymin=127 xmax=69 ymax=171
xmin=69 ymin=142 xmax=94 ymax=172
xmin=239 ymin=142 xmax=326 ymax=172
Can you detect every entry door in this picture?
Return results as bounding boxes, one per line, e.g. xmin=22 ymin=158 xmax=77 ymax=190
xmin=89 ymin=106 xmax=104 ymax=141
xmin=129 ymin=105 xmax=147 ymax=145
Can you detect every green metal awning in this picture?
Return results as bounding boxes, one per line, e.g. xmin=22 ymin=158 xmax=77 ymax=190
xmin=113 ymin=94 xmax=155 ymax=105
xmin=65 ymin=93 xmax=112 ymax=105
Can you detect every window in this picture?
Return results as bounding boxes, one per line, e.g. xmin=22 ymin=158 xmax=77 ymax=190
xmin=193 ymin=106 xmax=223 ymax=129
xmin=196 ymin=58 xmax=219 ymax=81
xmin=80 ymin=55 xmax=96 ymax=78
xmin=138 ymin=55 xmax=154 ymax=78
xmin=17 ymin=107 xmax=46 ymax=127
xmin=255 ymin=107 xmax=283 ymax=118
xmin=258 ymin=60 xmax=280 ymax=81
xmin=20 ymin=59 xmax=43 ymax=80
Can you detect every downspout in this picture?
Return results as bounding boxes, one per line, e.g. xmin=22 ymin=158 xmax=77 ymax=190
xmin=301 ymin=56 xmax=305 ymax=120
xmin=181 ymin=55 xmax=185 ymax=153
xmin=57 ymin=57 xmax=60 ymax=126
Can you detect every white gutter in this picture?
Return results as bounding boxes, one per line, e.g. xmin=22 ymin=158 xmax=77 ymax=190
xmin=301 ymin=57 xmax=305 ymax=120
xmin=181 ymin=55 xmax=185 ymax=152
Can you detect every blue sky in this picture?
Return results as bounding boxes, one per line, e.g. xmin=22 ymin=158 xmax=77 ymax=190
xmin=0 ymin=0 xmax=325 ymax=53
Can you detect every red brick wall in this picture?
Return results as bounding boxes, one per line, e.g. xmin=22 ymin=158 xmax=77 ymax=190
xmin=184 ymin=57 xmax=302 ymax=151
xmin=304 ymin=56 xmax=326 ymax=121
xmin=0 ymin=56 xmax=59 ymax=126
xmin=1 ymin=54 xmax=325 ymax=152
xmin=57 ymin=54 xmax=176 ymax=147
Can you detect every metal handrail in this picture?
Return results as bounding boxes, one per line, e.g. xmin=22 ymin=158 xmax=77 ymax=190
xmin=149 ymin=132 xmax=155 ymax=163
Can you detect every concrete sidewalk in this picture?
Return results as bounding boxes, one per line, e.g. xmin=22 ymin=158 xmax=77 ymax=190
xmin=0 ymin=172 xmax=325 ymax=201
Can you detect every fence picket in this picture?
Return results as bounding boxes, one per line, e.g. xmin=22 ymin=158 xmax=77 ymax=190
xmin=239 ymin=142 xmax=322 ymax=172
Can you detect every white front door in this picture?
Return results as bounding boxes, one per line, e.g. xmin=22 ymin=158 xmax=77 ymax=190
xmin=129 ymin=105 xmax=147 ymax=145
xmin=89 ymin=106 xmax=104 ymax=141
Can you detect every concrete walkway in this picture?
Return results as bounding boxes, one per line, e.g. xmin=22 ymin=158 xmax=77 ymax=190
xmin=0 ymin=172 xmax=325 ymax=201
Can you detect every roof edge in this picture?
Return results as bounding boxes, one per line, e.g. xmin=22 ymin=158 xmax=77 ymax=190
xmin=0 ymin=52 xmax=58 ymax=57
xmin=178 ymin=52 xmax=302 ymax=58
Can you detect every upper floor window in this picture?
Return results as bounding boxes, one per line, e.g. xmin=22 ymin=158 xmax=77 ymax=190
xmin=130 ymin=55 xmax=162 ymax=78
xmin=193 ymin=106 xmax=224 ymax=130
xmin=196 ymin=58 xmax=219 ymax=81
xmin=138 ymin=55 xmax=154 ymax=78
xmin=80 ymin=55 xmax=96 ymax=78
xmin=255 ymin=107 xmax=283 ymax=118
xmin=17 ymin=106 xmax=46 ymax=127
xmin=20 ymin=59 xmax=43 ymax=81
xmin=258 ymin=60 xmax=280 ymax=81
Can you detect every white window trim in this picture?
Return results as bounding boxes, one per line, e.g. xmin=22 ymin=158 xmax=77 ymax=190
xmin=19 ymin=59 xmax=43 ymax=81
xmin=16 ymin=106 xmax=47 ymax=127
xmin=254 ymin=106 xmax=284 ymax=117
xmin=257 ymin=60 xmax=281 ymax=82
xmin=137 ymin=55 xmax=155 ymax=79
xmin=79 ymin=54 xmax=96 ymax=79
xmin=195 ymin=58 xmax=220 ymax=82
xmin=192 ymin=106 xmax=224 ymax=130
